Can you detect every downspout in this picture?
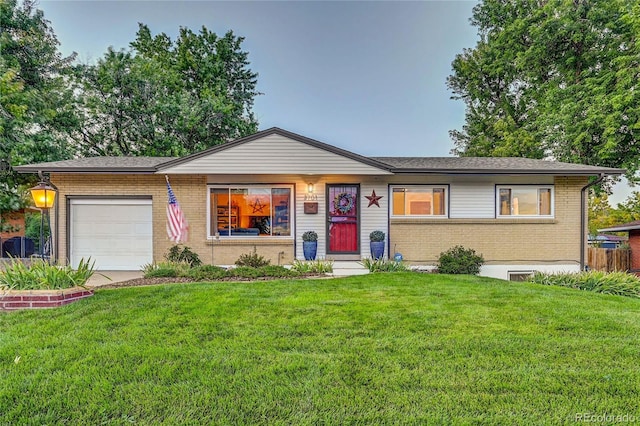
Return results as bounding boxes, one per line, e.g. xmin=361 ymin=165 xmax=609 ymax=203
xmin=580 ymin=173 xmax=606 ymax=271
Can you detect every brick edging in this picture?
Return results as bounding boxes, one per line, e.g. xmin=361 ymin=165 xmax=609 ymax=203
xmin=0 ymin=287 xmax=93 ymax=310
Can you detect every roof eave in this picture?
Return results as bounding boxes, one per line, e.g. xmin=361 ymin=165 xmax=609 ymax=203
xmin=598 ymin=226 xmax=640 ymax=232
xmin=14 ymin=166 xmax=159 ymax=174
xmin=388 ymin=168 xmax=624 ymax=175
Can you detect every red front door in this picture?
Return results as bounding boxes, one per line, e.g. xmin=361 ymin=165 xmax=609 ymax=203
xmin=327 ymin=184 xmax=359 ymax=254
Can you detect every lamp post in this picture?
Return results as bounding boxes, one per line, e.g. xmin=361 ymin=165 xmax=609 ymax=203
xmin=29 ymin=177 xmax=57 ymax=262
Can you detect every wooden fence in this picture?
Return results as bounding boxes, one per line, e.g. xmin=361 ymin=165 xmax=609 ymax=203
xmin=587 ymin=248 xmax=630 ymax=272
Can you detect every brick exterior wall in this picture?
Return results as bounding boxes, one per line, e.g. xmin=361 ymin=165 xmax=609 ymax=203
xmin=628 ymin=230 xmax=640 ymax=271
xmin=51 ymin=173 xmax=294 ymax=267
xmin=51 ymin=174 xmax=585 ymax=268
xmin=1 ymin=287 xmax=93 ymax=310
xmin=389 ymin=176 xmax=587 ymax=266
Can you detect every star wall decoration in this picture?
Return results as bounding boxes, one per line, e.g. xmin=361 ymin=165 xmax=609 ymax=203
xmin=251 ymin=198 xmax=266 ymax=213
xmin=365 ymin=190 xmax=383 ymax=207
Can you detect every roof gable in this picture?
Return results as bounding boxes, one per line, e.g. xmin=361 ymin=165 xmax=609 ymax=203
xmin=157 ymin=128 xmax=392 ymax=175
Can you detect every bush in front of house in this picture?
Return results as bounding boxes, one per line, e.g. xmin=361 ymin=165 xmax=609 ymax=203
xmin=528 ymin=271 xmax=640 ymax=298
xmin=362 ymin=257 xmax=410 ymax=273
xmin=253 ymin=265 xmax=297 ymax=278
xmin=291 ymin=259 xmax=334 ymax=274
xmin=231 ymin=266 xmax=263 ymax=279
xmin=437 ymin=245 xmax=484 ymax=275
xmin=188 ymin=265 xmax=229 ymax=281
xmin=235 ymin=247 xmax=270 ymax=268
xmin=0 ymin=258 xmax=96 ymax=290
xmin=165 ymin=245 xmax=202 ymax=267
xmin=142 ymin=261 xmax=191 ymax=278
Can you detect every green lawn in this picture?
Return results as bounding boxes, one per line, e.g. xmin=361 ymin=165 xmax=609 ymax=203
xmin=1 ymin=273 xmax=639 ymax=425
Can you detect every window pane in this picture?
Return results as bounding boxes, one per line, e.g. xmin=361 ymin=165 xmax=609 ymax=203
xmin=406 ymin=189 xmax=432 ymax=215
xmin=539 ymin=189 xmax=551 ymax=215
xmin=212 ymin=189 xmax=232 ymax=236
xmin=433 ymin=188 xmax=445 ymax=215
xmin=392 ymin=188 xmax=405 ymax=215
xmin=235 ymin=188 xmax=270 ymax=235
xmin=512 ymin=188 xmax=537 ymax=215
xmin=272 ymin=188 xmax=291 ymax=236
xmin=499 ymin=189 xmax=511 ymax=215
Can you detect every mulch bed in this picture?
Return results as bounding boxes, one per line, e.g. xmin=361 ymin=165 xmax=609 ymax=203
xmin=97 ymin=274 xmax=327 ymax=289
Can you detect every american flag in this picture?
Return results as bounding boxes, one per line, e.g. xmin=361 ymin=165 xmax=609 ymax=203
xmin=166 ymin=176 xmax=188 ymax=243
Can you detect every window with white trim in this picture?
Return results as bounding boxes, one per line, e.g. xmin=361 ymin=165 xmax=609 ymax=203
xmin=497 ymin=186 xmax=553 ymax=217
xmin=209 ymin=186 xmax=292 ymax=237
xmin=391 ymin=186 xmax=448 ymax=217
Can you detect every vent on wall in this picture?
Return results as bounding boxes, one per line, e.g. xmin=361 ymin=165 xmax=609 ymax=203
xmin=508 ymin=271 xmax=534 ymax=282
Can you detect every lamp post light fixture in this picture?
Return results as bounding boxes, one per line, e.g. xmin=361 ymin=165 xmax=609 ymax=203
xmin=29 ymin=177 xmax=58 ymax=261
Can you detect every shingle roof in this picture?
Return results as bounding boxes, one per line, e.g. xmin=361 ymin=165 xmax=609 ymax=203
xmin=371 ymin=156 xmax=624 ymax=175
xmin=13 ymin=128 xmax=625 ymax=177
xmin=14 ymin=157 xmax=176 ymax=173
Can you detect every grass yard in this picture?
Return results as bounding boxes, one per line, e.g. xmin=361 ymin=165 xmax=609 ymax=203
xmin=1 ymin=273 xmax=639 ymax=424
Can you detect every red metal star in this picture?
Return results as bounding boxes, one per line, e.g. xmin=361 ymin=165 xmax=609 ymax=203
xmin=365 ymin=190 xmax=383 ymax=207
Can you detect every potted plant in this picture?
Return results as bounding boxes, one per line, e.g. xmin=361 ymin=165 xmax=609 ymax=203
xmin=302 ymin=231 xmax=318 ymax=260
xmin=369 ymin=230 xmax=385 ymax=260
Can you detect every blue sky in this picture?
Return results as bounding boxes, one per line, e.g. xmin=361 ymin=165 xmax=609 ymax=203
xmin=39 ymin=0 xmax=479 ymax=157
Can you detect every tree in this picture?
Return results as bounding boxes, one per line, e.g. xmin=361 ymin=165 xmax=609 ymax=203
xmin=0 ymin=0 xmax=78 ymax=224
xmin=589 ymin=192 xmax=640 ymax=235
xmin=77 ymin=23 xmax=260 ymax=157
xmin=448 ymin=0 xmax=640 ymax=180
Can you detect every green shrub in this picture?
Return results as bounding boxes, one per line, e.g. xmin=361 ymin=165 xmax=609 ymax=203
xmin=258 ymin=265 xmax=298 ymax=278
xmin=230 ymin=266 xmax=262 ymax=278
xmin=529 ymin=271 xmax=640 ymax=298
xmin=362 ymin=257 xmax=409 ymax=272
xmin=235 ymin=247 xmax=270 ymax=268
xmin=0 ymin=257 xmax=96 ymax=290
xmin=165 ymin=245 xmax=202 ymax=267
xmin=302 ymin=231 xmax=318 ymax=242
xmin=290 ymin=259 xmax=334 ymax=274
xmin=145 ymin=268 xmax=178 ymax=278
xmin=142 ymin=261 xmax=190 ymax=278
xmin=369 ymin=230 xmax=385 ymax=242
xmin=188 ymin=265 xmax=229 ymax=281
xmin=437 ymin=245 xmax=484 ymax=275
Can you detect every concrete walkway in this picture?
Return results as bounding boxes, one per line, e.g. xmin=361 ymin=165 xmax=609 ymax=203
xmin=329 ymin=261 xmax=370 ymax=277
xmin=86 ymin=271 xmax=143 ymax=288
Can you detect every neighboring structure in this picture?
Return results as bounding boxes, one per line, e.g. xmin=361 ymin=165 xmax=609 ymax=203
xmin=588 ymin=234 xmax=627 ymax=249
xmin=598 ymin=221 xmax=640 ymax=273
xmin=15 ymin=128 xmax=624 ymax=279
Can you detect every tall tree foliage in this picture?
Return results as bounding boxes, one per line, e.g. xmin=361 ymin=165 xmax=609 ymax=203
xmin=0 ymin=0 xmax=78 ymax=221
xmin=448 ymin=0 xmax=640 ymax=180
xmin=77 ymin=24 xmax=260 ymax=157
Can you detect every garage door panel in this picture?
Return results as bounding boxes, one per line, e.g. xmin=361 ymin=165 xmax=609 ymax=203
xmin=71 ymin=200 xmax=153 ymax=270
xmin=134 ymin=222 xmax=153 ymax=235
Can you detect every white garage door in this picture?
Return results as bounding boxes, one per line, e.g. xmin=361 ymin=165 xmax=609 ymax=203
xmin=70 ymin=199 xmax=153 ymax=270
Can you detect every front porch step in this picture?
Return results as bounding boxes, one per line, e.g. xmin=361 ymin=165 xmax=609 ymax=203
xmin=329 ymin=261 xmax=370 ymax=277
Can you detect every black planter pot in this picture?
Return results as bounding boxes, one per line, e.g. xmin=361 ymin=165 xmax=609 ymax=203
xmin=303 ymin=241 xmax=318 ymax=260
xmin=370 ymin=241 xmax=385 ymax=260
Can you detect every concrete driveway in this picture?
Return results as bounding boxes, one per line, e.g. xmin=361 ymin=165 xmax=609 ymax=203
xmin=86 ymin=271 xmax=143 ymax=288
